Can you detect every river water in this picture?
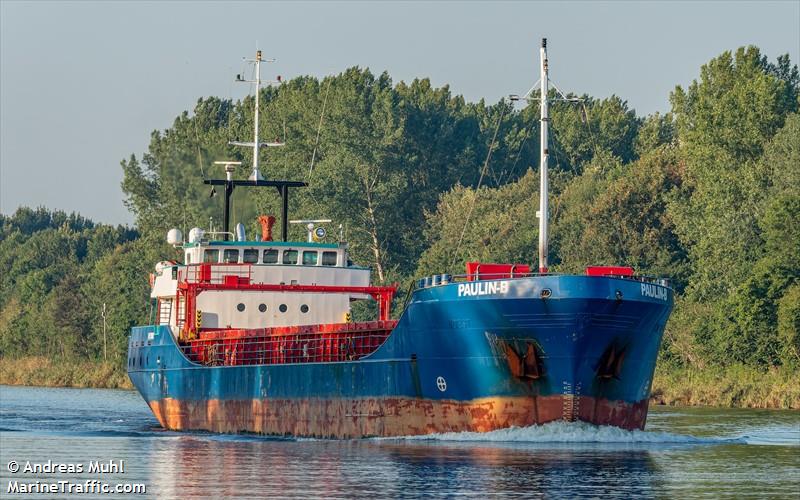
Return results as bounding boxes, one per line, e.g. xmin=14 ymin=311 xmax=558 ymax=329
xmin=0 ymin=385 xmax=797 ymax=499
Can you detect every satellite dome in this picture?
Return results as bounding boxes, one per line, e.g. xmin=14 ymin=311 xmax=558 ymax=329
xmin=167 ymin=228 xmax=183 ymax=246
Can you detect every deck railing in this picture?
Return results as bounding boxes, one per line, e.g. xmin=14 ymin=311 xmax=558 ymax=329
xmin=414 ymin=272 xmax=671 ymax=290
xmin=182 ymin=263 xmax=252 ymax=285
xmin=179 ymin=321 xmax=397 ymax=366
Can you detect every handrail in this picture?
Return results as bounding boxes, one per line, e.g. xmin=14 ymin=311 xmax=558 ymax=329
xmin=412 ymin=272 xmax=671 ymax=290
xmin=180 ymin=326 xmax=394 ymax=366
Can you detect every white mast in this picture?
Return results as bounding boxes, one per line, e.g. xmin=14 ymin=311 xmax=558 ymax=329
xmin=231 ymin=49 xmax=284 ymax=181
xmin=253 ymin=50 xmax=262 ymax=179
xmin=510 ymin=38 xmax=582 ymax=273
xmin=538 ymin=38 xmax=549 ymax=273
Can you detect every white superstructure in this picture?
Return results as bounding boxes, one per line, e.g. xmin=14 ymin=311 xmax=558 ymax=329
xmin=150 ymin=240 xmax=372 ymax=332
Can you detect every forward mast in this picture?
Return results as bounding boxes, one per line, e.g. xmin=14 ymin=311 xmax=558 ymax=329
xmin=538 ymin=38 xmax=550 ymax=273
xmin=511 ymin=38 xmax=581 ymax=273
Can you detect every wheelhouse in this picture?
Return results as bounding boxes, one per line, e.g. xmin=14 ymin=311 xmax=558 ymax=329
xmin=183 ymin=241 xmax=352 ymax=268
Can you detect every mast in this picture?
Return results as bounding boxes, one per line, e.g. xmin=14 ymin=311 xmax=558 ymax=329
xmin=205 ymin=50 xmax=305 ymax=242
xmin=253 ymin=50 xmax=262 ymax=180
xmin=538 ymin=38 xmax=549 ymax=273
xmin=232 ymin=49 xmax=283 ymax=181
xmin=510 ymin=39 xmax=582 ymax=272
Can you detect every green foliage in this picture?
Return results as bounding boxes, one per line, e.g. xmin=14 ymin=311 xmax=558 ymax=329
xmin=668 ymin=47 xmax=798 ymax=301
xmin=634 ymin=112 xmax=675 ymax=156
xmin=549 ymin=95 xmax=641 ymax=171
xmin=0 ymin=208 xmax=138 ymax=362
xmin=777 ymin=284 xmax=800 ymax=366
xmin=652 ymin=363 xmax=800 ymax=409
xmin=416 ymin=169 xmax=539 ymax=277
xmin=549 ymin=147 xmax=687 ymax=287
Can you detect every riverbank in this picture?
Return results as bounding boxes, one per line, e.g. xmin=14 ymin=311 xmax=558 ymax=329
xmin=2 ymin=356 xmax=798 ymax=409
xmin=651 ymin=364 xmax=800 ymax=409
xmin=0 ymin=356 xmax=132 ymax=390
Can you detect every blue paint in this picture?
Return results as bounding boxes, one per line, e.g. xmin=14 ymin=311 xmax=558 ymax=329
xmin=128 ymin=275 xmax=673 ymax=415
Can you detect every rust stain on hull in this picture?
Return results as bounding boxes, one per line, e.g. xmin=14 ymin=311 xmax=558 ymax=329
xmin=149 ymin=396 xmax=649 ymax=439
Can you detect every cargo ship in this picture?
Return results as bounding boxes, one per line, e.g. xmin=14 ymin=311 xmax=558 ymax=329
xmin=127 ymin=41 xmax=674 ymax=438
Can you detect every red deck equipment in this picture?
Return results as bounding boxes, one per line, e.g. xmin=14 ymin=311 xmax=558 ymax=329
xmin=182 ymin=320 xmax=398 ymax=366
xmin=466 ymin=262 xmax=532 ymax=281
xmin=585 ymin=266 xmax=635 ymax=277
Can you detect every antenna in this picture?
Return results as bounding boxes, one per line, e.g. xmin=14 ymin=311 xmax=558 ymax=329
xmin=214 ymin=161 xmax=242 ymax=181
xmin=205 ymin=50 xmax=307 ymax=243
xmin=231 ymin=49 xmax=284 ymax=182
xmin=290 ymin=219 xmax=332 ymax=242
xmin=510 ymin=38 xmax=583 ymax=273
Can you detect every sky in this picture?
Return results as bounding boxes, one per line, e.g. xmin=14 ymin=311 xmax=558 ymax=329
xmin=1 ymin=1 xmax=798 ymax=226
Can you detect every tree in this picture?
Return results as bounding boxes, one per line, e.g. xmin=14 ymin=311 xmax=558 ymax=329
xmin=550 ymin=147 xmax=688 ymax=288
xmin=669 ymin=46 xmax=798 ymax=301
xmin=416 ymin=169 xmax=540 ymax=277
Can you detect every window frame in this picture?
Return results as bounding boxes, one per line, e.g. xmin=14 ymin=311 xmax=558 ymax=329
xmin=203 ymin=249 xmax=219 ymax=263
xmin=321 ymin=251 xmax=338 ymax=266
xmin=282 ymin=249 xmax=298 ymax=265
xmin=242 ymin=249 xmax=259 ymax=264
xmin=262 ymin=249 xmax=279 ymax=264
xmin=223 ymin=249 xmax=240 ymax=264
xmin=302 ymin=250 xmax=319 ymax=266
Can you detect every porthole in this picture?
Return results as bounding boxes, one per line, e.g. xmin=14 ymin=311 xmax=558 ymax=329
xmin=258 ymin=303 xmax=267 ymax=313
xmin=540 ymin=288 xmax=552 ymax=299
xmin=237 ymin=303 xmax=246 ymax=312
xmin=300 ymin=304 xmax=309 ymax=313
xmin=279 ymin=304 xmax=287 ymax=313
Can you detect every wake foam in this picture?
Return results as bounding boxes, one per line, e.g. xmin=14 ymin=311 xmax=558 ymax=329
xmin=387 ymin=421 xmax=732 ymax=445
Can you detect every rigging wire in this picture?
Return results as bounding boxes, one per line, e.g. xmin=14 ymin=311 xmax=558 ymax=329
xmin=449 ymin=101 xmax=508 ymax=269
xmin=308 ymin=77 xmax=333 ymax=181
xmin=498 ymin=123 xmax=532 ymax=186
xmin=485 ymin=102 xmax=511 ymax=186
xmin=581 ymin=100 xmax=601 ymax=166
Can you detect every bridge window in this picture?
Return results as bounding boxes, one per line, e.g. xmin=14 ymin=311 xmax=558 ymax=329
xmin=321 ymin=251 xmax=338 ymax=266
xmin=203 ymin=249 xmax=219 ymax=263
xmin=302 ymin=251 xmax=318 ymax=266
xmin=263 ymin=249 xmax=279 ymax=264
xmin=282 ymin=250 xmax=298 ymax=265
xmin=185 ymin=252 xmax=192 ymax=264
xmin=223 ymin=249 xmax=240 ymax=263
xmin=243 ymin=249 xmax=259 ymax=264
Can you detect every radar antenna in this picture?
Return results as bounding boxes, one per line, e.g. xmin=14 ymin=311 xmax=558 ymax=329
xmin=290 ymin=219 xmax=333 ymax=242
xmin=231 ymin=49 xmax=284 ymax=181
xmin=204 ymin=50 xmax=307 ymax=242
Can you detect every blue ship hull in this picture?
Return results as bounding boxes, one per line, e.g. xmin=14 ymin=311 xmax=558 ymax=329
xmin=128 ymin=275 xmax=673 ymax=437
